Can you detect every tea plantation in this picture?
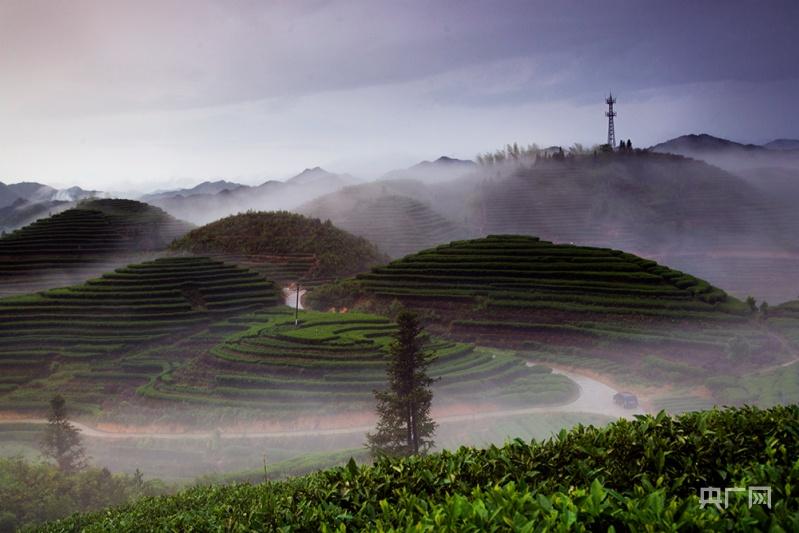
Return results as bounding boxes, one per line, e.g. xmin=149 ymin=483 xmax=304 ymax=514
xmin=143 ymin=308 xmax=578 ymax=414
xmin=0 ymin=199 xmax=193 ymax=297
xmin=40 ymin=405 xmax=799 ymax=531
xmin=0 ymin=256 xmax=279 ymax=414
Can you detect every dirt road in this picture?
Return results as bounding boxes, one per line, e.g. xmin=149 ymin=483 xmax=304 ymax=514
xmin=1 ymin=366 xmax=641 ymax=441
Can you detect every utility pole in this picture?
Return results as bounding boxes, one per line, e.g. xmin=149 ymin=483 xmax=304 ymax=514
xmin=605 ymin=92 xmax=617 ymax=148
xmin=294 ymin=281 xmax=300 ymax=326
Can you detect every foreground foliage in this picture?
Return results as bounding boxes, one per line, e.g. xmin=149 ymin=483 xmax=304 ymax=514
xmin=0 ymin=458 xmax=165 ymax=532
xmin=42 ymin=405 xmax=798 ymax=531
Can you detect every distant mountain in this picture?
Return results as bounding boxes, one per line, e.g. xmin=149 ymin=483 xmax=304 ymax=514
xmin=381 ymin=156 xmax=476 ymax=184
xmin=141 ymin=180 xmax=245 ymax=202
xmin=0 ymin=198 xmax=70 ymax=233
xmin=651 ymin=134 xmax=799 ymax=198
xmin=148 ymin=168 xmax=359 ymax=225
xmin=650 ymin=133 xmax=764 ymax=154
xmin=298 ymin=178 xmax=472 ymax=258
xmin=0 ymin=181 xmax=104 ymax=209
xmin=764 ymin=139 xmax=799 ymax=151
xmin=285 ymin=167 xmax=359 ymax=187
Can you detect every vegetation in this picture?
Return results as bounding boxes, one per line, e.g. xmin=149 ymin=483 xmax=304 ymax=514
xmin=150 ymin=308 xmax=576 ymax=415
xmin=0 ymin=256 xmax=279 ymax=416
xmin=0 ymin=199 xmax=192 ymax=298
xmin=39 ymin=396 xmax=86 ymax=473
xmin=367 ymin=311 xmax=437 ymax=456
xmin=0 ymin=457 xmax=166 ymax=532
xmin=170 ymin=211 xmax=387 ymax=280
xmin=40 ymin=405 xmax=799 ymax=531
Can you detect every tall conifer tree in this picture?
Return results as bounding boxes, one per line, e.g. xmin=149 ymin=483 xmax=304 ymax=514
xmin=367 ymin=311 xmax=437 ymax=456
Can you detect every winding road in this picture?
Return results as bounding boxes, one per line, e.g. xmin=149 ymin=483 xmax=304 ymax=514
xmin=0 ymin=365 xmax=642 ymax=441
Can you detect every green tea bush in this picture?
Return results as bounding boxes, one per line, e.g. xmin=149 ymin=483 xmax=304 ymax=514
xmin=42 ymin=406 xmax=799 ymax=531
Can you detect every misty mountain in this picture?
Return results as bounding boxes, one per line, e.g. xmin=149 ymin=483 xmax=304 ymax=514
xmin=380 ymin=156 xmax=477 ymax=185
xmin=0 ymin=181 xmax=104 ymax=209
xmin=0 ymin=198 xmax=71 ymax=233
xmin=299 ymin=181 xmax=470 ymax=258
xmin=764 ymin=139 xmax=799 ymax=151
xmin=148 ymin=168 xmax=359 ymax=225
xmin=304 ymin=151 xmax=799 ymax=302
xmin=651 ymin=134 xmax=799 ymax=208
xmin=651 ymin=133 xmax=764 ymax=154
xmin=141 ymin=180 xmax=246 ymax=202
xmin=650 ymin=133 xmax=799 ymax=175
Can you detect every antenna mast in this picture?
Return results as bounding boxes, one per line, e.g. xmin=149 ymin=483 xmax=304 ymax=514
xmin=605 ymin=93 xmax=617 ymax=148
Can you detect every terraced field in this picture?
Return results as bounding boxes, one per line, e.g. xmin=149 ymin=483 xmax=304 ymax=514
xmin=0 ymin=256 xmax=279 ymax=414
xmin=145 ymin=309 xmax=578 ymax=414
xmin=0 ymin=199 xmax=193 ymax=297
xmin=302 ymin=194 xmax=469 ymax=258
xmin=308 ymin=235 xmax=795 ymax=373
xmin=211 ymin=253 xmax=320 ymax=286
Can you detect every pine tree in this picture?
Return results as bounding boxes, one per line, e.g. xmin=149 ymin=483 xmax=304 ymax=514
xmin=366 ymin=311 xmax=438 ymax=456
xmin=40 ymin=395 xmax=87 ymax=473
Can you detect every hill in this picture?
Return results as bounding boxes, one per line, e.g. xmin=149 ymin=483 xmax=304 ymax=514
xmin=467 ymin=152 xmax=799 ymax=303
xmin=764 ymin=138 xmax=799 ymax=151
xmin=0 ymin=181 xmax=103 ymax=210
xmin=141 ymin=180 xmax=245 ymax=202
xmin=147 ymin=168 xmax=359 ymax=225
xmin=381 ymin=156 xmax=477 ymax=184
xmin=309 ymin=235 xmax=794 ymax=378
xmin=0 ymin=260 xmax=573 ymax=422
xmin=0 ymin=256 xmax=279 ymax=415
xmin=140 ymin=308 xmax=576 ymax=415
xmin=170 ymin=211 xmax=387 ymax=282
xmin=40 ymin=405 xmax=799 ymax=531
xmin=299 ymin=181 xmax=471 ymax=258
xmin=0 ymin=197 xmax=71 ymax=233
xmin=0 ymin=199 xmax=193 ymax=297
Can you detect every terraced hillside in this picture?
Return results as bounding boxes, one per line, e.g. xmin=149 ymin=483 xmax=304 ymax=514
xmin=311 ymin=235 xmax=790 ymax=374
xmin=171 ymin=211 xmax=386 ymax=284
xmin=470 ymin=152 xmax=799 ymax=303
xmin=0 ymin=199 xmax=193 ymax=297
xmin=0 ymin=256 xmax=279 ymax=415
xmin=144 ymin=308 xmax=577 ymax=414
xmin=302 ymin=194 xmax=469 ymax=258
xmin=473 ymin=154 xmax=793 ymax=252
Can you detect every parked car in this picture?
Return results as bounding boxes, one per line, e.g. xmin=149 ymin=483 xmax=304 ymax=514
xmin=613 ymin=391 xmax=638 ymax=409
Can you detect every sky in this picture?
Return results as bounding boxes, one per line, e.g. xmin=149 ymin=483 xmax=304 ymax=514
xmin=0 ymin=0 xmax=797 ymax=193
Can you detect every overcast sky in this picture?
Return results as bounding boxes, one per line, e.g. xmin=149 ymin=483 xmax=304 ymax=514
xmin=1 ymin=0 xmax=797 ymax=192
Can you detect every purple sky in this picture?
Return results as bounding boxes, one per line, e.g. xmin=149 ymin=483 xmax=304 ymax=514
xmin=1 ymin=0 xmax=797 ymax=192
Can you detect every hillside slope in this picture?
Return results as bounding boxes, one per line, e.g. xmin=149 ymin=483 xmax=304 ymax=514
xmin=310 ymin=235 xmax=790 ymax=374
xmin=170 ymin=211 xmax=387 ymax=282
xmin=41 ymin=405 xmax=799 ymax=531
xmin=300 ymin=181 xmax=471 ymax=258
xmin=0 ymin=199 xmax=193 ymax=297
xmin=0 ymin=256 xmax=279 ymax=414
xmin=148 ymin=168 xmax=359 ymax=225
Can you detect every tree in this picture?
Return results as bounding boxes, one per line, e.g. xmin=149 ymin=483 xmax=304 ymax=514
xmin=746 ymin=295 xmax=757 ymax=313
xmin=40 ymin=395 xmax=87 ymax=473
xmin=626 ymin=139 xmax=632 ymax=150
xmin=760 ymin=301 xmax=770 ymax=320
xmin=366 ymin=311 xmax=438 ymax=456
